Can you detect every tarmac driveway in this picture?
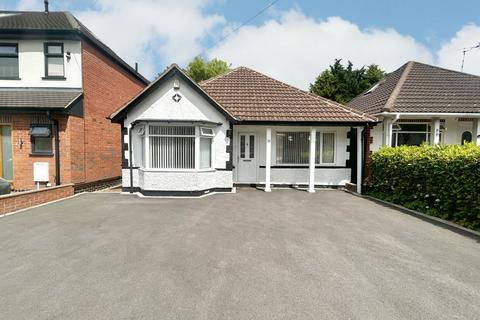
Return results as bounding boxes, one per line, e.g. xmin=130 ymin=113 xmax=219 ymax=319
xmin=0 ymin=189 xmax=479 ymax=320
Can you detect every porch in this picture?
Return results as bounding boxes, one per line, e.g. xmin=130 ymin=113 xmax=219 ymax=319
xmin=233 ymin=125 xmax=365 ymax=193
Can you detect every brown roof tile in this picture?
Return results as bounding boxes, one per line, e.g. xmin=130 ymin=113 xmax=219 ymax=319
xmin=348 ymin=61 xmax=480 ymax=114
xmin=200 ymin=67 xmax=375 ymax=122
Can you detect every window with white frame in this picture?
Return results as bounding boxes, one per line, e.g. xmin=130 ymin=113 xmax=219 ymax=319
xmin=392 ymin=123 xmax=431 ymax=147
xmin=200 ymin=127 xmax=213 ymax=169
xmin=147 ymin=125 xmax=214 ymax=170
xmin=275 ymin=131 xmax=335 ymax=165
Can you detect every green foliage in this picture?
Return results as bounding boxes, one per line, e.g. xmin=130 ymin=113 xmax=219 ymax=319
xmin=309 ymin=59 xmax=386 ymax=103
xmin=367 ymin=144 xmax=480 ymax=231
xmin=185 ymin=56 xmax=231 ymax=82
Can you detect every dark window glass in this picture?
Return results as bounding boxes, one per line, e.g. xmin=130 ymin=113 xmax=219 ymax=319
xmin=397 ymin=123 xmax=430 ymax=132
xmin=240 ymin=135 xmax=245 ymax=159
xmin=395 ymin=133 xmax=429 ymax=146
xmin=249 ymin=135 xmax=255 ymax=158
xmin=30 ymin=125 xmax=53 ymax=154
xmin=461 ymin=131 xmax=472 ymax=145
xmin=0 ymin=44 xmax=19 ymax=78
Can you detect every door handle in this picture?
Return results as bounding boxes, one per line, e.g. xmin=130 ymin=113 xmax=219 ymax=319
xmin=243 ymin=159 xmax=252 ymax=162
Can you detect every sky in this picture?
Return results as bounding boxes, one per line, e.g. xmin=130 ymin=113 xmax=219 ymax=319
xmin=3 ymin=0 xmax=480 ymax=89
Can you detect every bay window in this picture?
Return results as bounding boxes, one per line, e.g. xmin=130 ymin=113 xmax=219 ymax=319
xmin=275 ymin=131 xmax=335 ymax=165
xmin=146 ymin=125 xmax=214 ymax=170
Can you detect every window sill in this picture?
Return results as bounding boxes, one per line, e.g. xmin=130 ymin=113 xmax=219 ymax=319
xmin=0 ymin=77 xmax=20 ymax=80
xmin=258 ymin=164 xmax=340 ymax=169
xmin=42 ymin=76 xmax=66 ymax=80
xmin=30 ymin=152 xmax=54 ymax=157
xmin=139 ymin=168 xmax=216 ymax=173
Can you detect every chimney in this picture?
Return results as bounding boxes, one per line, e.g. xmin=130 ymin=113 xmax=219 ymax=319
xmin=44 ymin=1 xmax=49 ymax=13
xmin=135 ymin=62 xmax=138 ymax=72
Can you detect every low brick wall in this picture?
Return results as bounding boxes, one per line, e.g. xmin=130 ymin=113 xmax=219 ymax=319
xmin=0 ymin=184 xmax=74 ymax=215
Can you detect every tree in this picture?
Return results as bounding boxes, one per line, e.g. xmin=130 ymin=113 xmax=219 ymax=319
xmin=185 ymin=56 xmax=231 ymax=82
xmin=309 ymin=59 xmax=385 ymax=103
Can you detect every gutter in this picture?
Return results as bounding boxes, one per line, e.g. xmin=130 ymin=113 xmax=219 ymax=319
xmin=377 ymin=112 xmax=480 ymax=118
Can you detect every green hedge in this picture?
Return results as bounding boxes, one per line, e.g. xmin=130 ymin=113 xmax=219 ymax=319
xmin=367 ymin=144 xmax=480 ymax=231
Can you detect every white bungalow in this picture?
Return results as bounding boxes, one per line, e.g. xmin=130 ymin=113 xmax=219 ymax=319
xmin=348 ymin=61 xmax=480 ymax=150
xmin=110 ymin=64 xmax=375 ymax=196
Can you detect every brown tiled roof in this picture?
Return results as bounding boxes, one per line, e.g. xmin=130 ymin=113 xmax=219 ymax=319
xmin=199 ymin=67 xmax=375 ymax=122
xmin=348 ymin=61 xmax=480 ymax=114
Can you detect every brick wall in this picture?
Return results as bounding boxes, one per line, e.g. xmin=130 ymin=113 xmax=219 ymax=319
xmin=0 ymin=184 xmax=74 ymax=215
xmin=81 ymin=41 xmax=145 ymax=183
xmin=7 ymin=114 xmax=70 ymax=190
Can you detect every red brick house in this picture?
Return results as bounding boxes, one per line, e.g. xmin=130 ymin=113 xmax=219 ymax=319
xmin=0 ymin=9 xmax=148 ymax=190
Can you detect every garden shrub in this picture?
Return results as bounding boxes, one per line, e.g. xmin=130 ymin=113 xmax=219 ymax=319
xmin=367 ymin=143 xmax=480 ymax=231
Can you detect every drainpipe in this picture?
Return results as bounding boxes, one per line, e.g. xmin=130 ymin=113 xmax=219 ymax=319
xmin=356 ymin=126 xmax=364 ymax=194
xmin=47 ymin=111 xmax=61 ymax=186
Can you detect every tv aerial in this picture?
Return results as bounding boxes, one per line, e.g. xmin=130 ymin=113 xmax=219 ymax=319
xmin=460 ymin=43 xmax=480 ymax=72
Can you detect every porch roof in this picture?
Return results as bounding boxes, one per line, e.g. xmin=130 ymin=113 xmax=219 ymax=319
xmin=0 ymin=87 xmax=83 ymax=110
xmin=199 ymin=67 xmax=375 ymax=123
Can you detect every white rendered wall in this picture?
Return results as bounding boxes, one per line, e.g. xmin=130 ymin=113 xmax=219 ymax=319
xmin=370 ymin=124 xmax=383 ymax=152
xmin=233 ymin=125 xmax=352 ymax=185
xmin=0 ymin=39 xmax=82 ymax=88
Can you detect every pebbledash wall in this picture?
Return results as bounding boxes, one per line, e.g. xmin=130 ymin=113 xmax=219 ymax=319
xmin=122 ymin=75 xmax=233 ymax=194
xmin=233 ymin=125 xmax=352 ymax=186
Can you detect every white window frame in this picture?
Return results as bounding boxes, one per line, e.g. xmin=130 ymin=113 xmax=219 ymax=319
xmin=143 ymin=123 xmax=215 ymax=172
xmin=273 ymin=129 xmax=337 ymax=166
xmin=316 ymin=131 xmax=336 ymax=165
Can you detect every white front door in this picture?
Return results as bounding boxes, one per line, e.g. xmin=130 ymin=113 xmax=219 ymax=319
xmin=237 ymin=133 xmax=256 ymax=182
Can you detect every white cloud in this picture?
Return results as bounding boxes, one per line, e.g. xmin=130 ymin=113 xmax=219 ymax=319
xmin=208 ymin=10 xmax=435 ymax=89
xmin=75 ymin=0 xmax=225 ymax=78
xmin=10 ymin=2 xmax=480 ymax=87
xmin=437 ymin=24 xmax=480 ymax=75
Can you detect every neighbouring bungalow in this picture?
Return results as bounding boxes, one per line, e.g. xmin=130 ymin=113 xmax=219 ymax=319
xmin=110 ymin=64 xmax=375 ymax=196
xmin=348 ymin=61 xmax=480 ymax=150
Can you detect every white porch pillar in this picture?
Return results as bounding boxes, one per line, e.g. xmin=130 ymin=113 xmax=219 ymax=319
xmin=432 ymin=118 xmax=441 ymax=145
xmin=356 ymin=127 xmax=364 ymax=194
xmin=383 ymin=117 xmax=393 ymax=147
xmin=265 ymin=128 xmax=272 ymax=192
xmin=473 ymin=119 xmax=479 ymax=146
xmin=145 ymin=124 xmax=150 ymax=169
xmin=308 ymin=128 xmax=317 ymax=193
